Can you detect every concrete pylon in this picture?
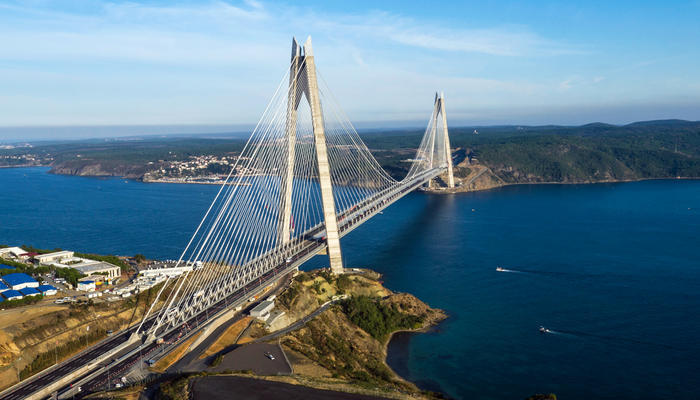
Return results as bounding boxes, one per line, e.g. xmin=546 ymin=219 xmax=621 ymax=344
xmin=278 ymin=38 xmax=302 ymax=244
xmin=435 ymin=92 xmax=455 ymax=188
xmin=278 ymin=37 xmax=344 ymax=274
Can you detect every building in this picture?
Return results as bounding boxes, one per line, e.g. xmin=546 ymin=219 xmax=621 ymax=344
xmin=19 ymin=287 xmax=41 ymax=297
xmin=139 ymin=264 xmax=193 ymax=278
xmin=0 ymin=282 xmax=9 ymax=294
xmin=17 ymin=252 xmax=38 ymax=262
xmin=38 ymin=284 xmax=58 ymax=296
xmin=73 ymin=262 xmax=121 ymax=279
xmin=249 ymin=300 xmax=275 ymax=319
xmin=77 ymin=281 xmax=96 ymax=292
xmin=2 ymin=273 xmax=39 ymax=290
xmin=0 ymin=247 xmax=26 ymax=259
xmin=1 ymin=290 xmax=23 ymax=301
xmin=34 ymin=251 xmax=75 ymax=264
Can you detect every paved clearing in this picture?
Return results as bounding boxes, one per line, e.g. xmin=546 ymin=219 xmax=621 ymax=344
xmin=211 ymin=342 xmax=291 ymax=375
xmin=191 ymin=375 xmax=388 ymax=400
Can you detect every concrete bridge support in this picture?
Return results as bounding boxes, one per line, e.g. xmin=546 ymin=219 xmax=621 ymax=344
xmin=278 ymin=37 xmax=344 ymax=274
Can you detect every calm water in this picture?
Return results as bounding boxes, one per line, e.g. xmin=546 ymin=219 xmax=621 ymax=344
xmin=2 ymin=167 xmax=699 ymax=399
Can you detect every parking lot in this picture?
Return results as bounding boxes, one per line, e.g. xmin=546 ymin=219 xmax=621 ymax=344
xmin=210 ymin=342 xmax=292 ymax=375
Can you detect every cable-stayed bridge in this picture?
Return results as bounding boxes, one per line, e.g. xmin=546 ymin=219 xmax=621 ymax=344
xmin=136 ymin=36 xmax=455 ymax=341
xmin=1 ymin=37 xmax=455 ymax=400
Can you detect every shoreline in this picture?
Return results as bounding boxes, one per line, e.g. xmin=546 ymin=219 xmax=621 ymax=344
xmin=382 ymin=309 xmax=448 ymax=396
xmin=5 ymin=165 xmax=699 ymax=192
xmin=426 ymin=175 xmax=700 ymax=195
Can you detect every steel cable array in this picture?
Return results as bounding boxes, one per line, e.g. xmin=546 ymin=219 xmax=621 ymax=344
xmin=138 ymin=58 xmax=451 ymax=336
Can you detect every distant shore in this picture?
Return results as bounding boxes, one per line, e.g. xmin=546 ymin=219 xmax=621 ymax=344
xmin=3 ymin=165 xmax=699 ymax=192
xmin=426 ymin=175 xmax=700 ymax=194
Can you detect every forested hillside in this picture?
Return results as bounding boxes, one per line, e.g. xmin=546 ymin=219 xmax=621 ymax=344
xmin=3 ymin=120 xmax=699 ymax=186
xmin=362 ymin=120 xmax=700 ymax=183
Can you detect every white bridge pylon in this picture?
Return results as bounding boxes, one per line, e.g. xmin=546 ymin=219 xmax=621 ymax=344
xmin=136 ymin=37 xmax=455 ymax=338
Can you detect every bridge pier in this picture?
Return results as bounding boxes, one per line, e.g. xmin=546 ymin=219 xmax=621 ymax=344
xmin=278 ymin=37 xmax=344 ymax=274
xmin=427 ymin=92 xmax=455 ymax=189
xmin=437 ymin=92 xmax=455 ymax=188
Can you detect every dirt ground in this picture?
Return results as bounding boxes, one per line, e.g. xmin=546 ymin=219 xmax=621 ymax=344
xmin=191 ymin=375 xmax=389 ymax=400
xmin=200 ymin=317 xmax=251 ymax=358
xmin=0 ymin=305 xmax=67 ymax=329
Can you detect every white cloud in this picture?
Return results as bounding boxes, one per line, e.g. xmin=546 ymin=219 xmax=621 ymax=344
xmin=6 ymin=0 xmax=688 ymax=128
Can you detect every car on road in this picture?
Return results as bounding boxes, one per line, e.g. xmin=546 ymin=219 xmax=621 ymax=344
xmin=264 ymin=352 xmax=275 ymax=360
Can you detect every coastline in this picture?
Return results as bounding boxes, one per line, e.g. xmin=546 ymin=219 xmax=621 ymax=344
xmin=383 ymin=311 xmax=448 ymax=396
xmin=5 ymin=164 xmax=699 ymax=193
xmin=426 ymin=175 xmax=700 ymax=194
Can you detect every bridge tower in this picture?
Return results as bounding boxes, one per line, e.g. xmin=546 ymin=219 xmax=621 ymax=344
xmin=428 ymin=92 xmax=455 ymax=188
xmin=279 ymin=37 xmax=344 ymax=274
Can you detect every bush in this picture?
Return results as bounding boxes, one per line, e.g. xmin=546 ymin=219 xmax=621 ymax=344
xmin=55 ymin=267 xmax=84 ymax=287
xmin=341 ymin=295 xmax=423 ymax=341
xmin=156 ymin=376 xmax=190 ymax=400
xmin=336 ymin=274 xmax=352 ymax=292
xmin=0 ymin=295 xmax=43 ymax=309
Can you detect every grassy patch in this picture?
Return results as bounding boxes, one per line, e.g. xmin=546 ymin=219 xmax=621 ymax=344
xmin=341 ymin=296 xmax=423 ymax=341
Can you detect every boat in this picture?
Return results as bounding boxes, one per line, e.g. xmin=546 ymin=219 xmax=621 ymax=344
xmin=539 ymin=326 xmax=551 ymax=334
xmin=496 ymin=266 xmax=505 ymax=272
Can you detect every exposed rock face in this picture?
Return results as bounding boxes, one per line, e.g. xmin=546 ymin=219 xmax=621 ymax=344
xmin=49 ymin=161 xmax=146 ymax=180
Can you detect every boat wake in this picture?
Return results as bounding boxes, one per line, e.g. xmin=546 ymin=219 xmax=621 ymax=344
xmin=495 ymin=267 xmax=521 ymax=273
xmin=538 ymin=327 xmax=679 ymax=350
xmin=495 ymin=266 xmax=602 ymax=279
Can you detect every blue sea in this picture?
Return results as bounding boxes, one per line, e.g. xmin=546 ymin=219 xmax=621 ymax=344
xmin=1 ymin=167 xmax=699 ymax=399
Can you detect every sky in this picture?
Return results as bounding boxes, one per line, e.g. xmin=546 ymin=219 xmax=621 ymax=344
xmin=1 ymin=0 xmax=699 ymax=140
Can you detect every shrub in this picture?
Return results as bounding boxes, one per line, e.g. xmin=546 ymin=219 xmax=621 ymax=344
xmin=341 ymin=296 xmax=423 ymax=341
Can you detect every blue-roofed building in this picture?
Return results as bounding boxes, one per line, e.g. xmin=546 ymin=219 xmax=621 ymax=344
xmin=2 ymin=290 xmax=23 ymax=301
xmin=19 ymin=287 xmax=41 ymax=297
xmin=37 ymin=285 xmax=58 ymax=296
xmin=1 ymin=272 xmax=39 ymax=290
xmin=0 ymin=264 xmax=16 ymax=270
xmin=0 ymin=282 xmax=9 ymax=294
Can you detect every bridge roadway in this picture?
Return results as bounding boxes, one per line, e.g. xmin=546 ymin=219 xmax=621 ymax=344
xmin=1 ymin=167 xmax=444 ymax=400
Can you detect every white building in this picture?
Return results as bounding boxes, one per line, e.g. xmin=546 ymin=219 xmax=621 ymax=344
xmin=139 ymin=264 xmax=193 ymax=278
xmin=34 ymin=251 xmax=75 ymax=264
xmin=0 ymin=247 xmax=26 ymax=259
xmin=250 ymin=300 xmax=275 ymax=319
xmin=74 ymin=262 xmax=121 ymax=279
xmin=77 ymin=281 xmax=96 ymax=292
